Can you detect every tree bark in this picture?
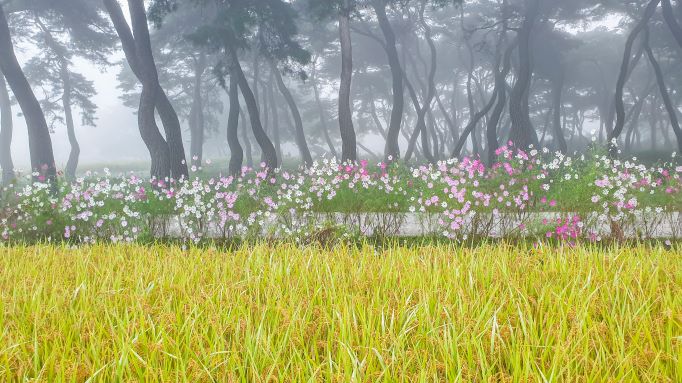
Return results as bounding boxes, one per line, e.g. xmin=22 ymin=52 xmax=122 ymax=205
xmin=338 ymin=2 xmax=357 ymax=162
xmin=609 ymin=0 xmax=661 ymax=157
xmin=227 ymin=74 xmax=243 ymax=176
xmin=268 ymin=59 xmax=313 ymax=167
xmin=0 ymin=70 xmax=14 ymax=185
xmin=0 ymin=5 xmax=56 ymax=184
xmin=508 ymin=0 xmax=540 ymax=150
xmin=373 ymin=0 xmax=404 ymax=162
xmin=228 ymin=46 xmax=278 ymax=170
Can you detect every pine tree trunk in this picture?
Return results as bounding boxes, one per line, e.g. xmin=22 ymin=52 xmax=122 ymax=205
xmin=609 ymin=0 xmax=660 ymax=156
xmin=229 ymin=47 xmax=278 ymax=170
xmin=453 ymin=87 xmax=499 ymax=158
xmin=269 ymin=59 xmax=312 ymax=167
xmin=338 ymin=4 xmax=357 ymax=162
xmin=105 ymin=0 xmax=188 ymax=180
xmin=127 ymin=0 xmax=172 ymax=180
xmin=60 ymin=63 xmax=80 ymax=182
xmin=238 ymin=107 xmax=254 ymax=168
xmin=0 ymin=70 xmax=14 ymax=185
xmin=486 ymin=41 xmax=515 ymax=165
xmin=227 ymin=75 xmax=243 ymax=176
xmin=154 ymin=87 xmax=188 ymax=179
xmin=267 ymin=80 xmax=282 ymax=166
xmin=509 ymin=0 xmax=540 ymax=150
xmin=0 ymin=5 xmax=56 ymax=184
xmin=311 ymin=61 xmax=338 ymax=159
xmin=624 ymin=91 xmax=646 ymax=151
xmin=416 ymin=0 xmax=437 ymax=164
xmin=373 ymin=0 xmax=404 ymax=162
xmin=662 ymin=0 xmax=682 ymax=48
xmin=404 ymin=75 xmax=432 ymax=162
xmin=551 ymin=74 xmax=568 ymax=153
xmin=435 ymin=92 xmax=456 ymax=153
xmin=645 ymin=34 xmax=682 ymax=153
xmin=648 ymin=100 xmax=657 ymax=151
xmin=189 ymin=53 xmax=206 ymax=169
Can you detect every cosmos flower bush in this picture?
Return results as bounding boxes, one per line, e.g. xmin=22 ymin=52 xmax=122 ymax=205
xmin=1 ymin=145 xmax=680 ymax=244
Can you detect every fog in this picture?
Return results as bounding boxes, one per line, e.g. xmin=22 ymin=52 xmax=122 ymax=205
xmin=8 ymin=54 xmax=141 ymax=168
xmin=1 ymin=0 xmax=681 ymax=180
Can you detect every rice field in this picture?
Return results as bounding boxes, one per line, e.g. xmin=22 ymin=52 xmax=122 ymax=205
xmin=0 ymin=243 xmax=680 ymax=382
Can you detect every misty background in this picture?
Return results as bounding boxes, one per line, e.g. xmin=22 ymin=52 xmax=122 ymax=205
xmin=1 ymin=0 xmax=681 ymax=179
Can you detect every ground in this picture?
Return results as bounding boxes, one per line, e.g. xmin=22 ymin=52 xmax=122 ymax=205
xmin=0 ymin=243 xmax=679 ymax=381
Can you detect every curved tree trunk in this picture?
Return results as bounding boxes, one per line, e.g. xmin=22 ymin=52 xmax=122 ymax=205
xmin=487 ymin=84 xmax=507 ymax=164
xmin=0 ymin=5 xmax=56 ymax=184
xmin=551 ymin=73 xmax=568 ymax=153
xmin=133 ymin=0 xmax=188 ymax=179
xmin=509 ymin=0 xmax=540 ymax=150
xmin=609 ymin=0 xmax=660 ymax=157
xmin=373 ymin=0 xmax=404 ymax=162
xmin=189 ymin=53 xmax=206 ymax=168
xmin=414 ymin=0 xmax=438 ymax=164
xmin=238 ymin=107 xmax=254 ymax=168
xmin=403 ymin=74 xmax=431 ymax=162
xmin=645 ymin=34 xmax=682 ymax=153
xmin=624 ymin=89 xmax=647 ymax=151
xmin=486 ymin=41 xmax=516 ymax=165
xmin=453 ymin=87 xmax=499 ymax=158
xmin=227 ymin=74 xmax=243 ymax=176
xmin=60 ymin=63 xmax=80 ymax=182
xmin=435 ymin=91 xmax=457 ymax=152
xmin=662 ymin=0 xmax=682 ymax=48
xmin=648 ymin=99 xmax=658 ymax=151
xmin=36 ymin=18 xmax=80 ymax=182
xmin=311 ymin=60 xmax=338 ymax=159
xmin=267 ymin=80 xmax=282 ymax=166
xmin=154 ymin=87 xmax=188 ymax=179
xmin=127 ymin=0 xmax=173 ymax=180
xmin=0 ymin=70 xmax=14 ymax=185
xmin=261 ymin=71 xmax=270 ymax=138
xmin=104 ymin=0 xmax=188 ymax=180
xmin=461 ymin=11 xmax=480 ymax=157
xmin=338 ymin=3 xmax=357 ymax=162
xmin=137 ymin=62 xmax=171 ymax=179
xmin=367 ymin=85 xmax=388 ymax=139
xmin=229 ymin=46 xmax=278 ymax=170
xmin=268 ymin=59 xmax=313 ymax=167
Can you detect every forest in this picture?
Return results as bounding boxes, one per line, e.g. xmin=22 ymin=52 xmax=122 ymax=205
xmin=0 ymin=0 xmax=681 ymax=182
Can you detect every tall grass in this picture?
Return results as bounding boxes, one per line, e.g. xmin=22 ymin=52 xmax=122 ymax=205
xmin=0 ymin=244 xmax=679 ymax=381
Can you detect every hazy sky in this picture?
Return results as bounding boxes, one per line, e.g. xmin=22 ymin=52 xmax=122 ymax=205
xmin=9 ymin=50 xmax=148 ymax=169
